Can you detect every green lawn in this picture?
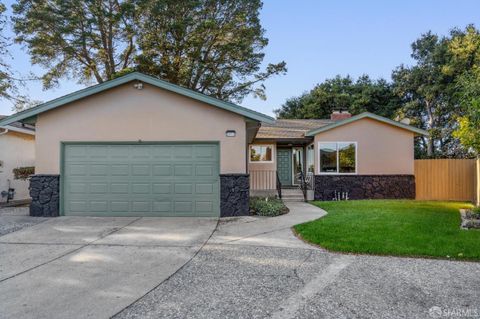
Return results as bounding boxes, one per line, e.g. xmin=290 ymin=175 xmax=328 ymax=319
xmin=294 ymin=200 xmax=480 ymax=261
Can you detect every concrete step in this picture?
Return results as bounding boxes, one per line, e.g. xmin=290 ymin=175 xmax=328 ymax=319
xmin=281 ymin=189 xmax=303 ymax=195
xmin=282 ymin=194 xmax=304 ymax=198
xmin=283 ymin=199 xmax=305 ymax=202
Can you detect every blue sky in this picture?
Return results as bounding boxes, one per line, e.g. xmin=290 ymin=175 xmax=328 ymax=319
xmin=1 ymin=0 xmax=479 ymax=116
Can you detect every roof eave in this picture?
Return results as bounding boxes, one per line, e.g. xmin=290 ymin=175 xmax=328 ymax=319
xmin=0 ymin=72 xmax=274 ymax=126
xmin=305 ymin=112 xmax=428 ymax=137
xmin=1 ymin=125 xmax=35 ymax=135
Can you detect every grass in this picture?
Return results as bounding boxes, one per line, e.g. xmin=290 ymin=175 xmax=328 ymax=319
xmin=293 ymin=200 xmax=480 ymax=261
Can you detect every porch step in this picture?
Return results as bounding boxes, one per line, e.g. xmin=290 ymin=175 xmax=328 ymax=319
xmin=282 ymin=197 xmax=305 ymax=202
xmin=281 ymin=188 xmax=303 ymax=195
xmin=281 ymin=188 xmax=305 ymax=202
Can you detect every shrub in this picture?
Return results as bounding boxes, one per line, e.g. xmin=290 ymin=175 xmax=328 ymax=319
xmin=12 ymin=166 xmax=35 ymax=180
xmin=250 ymin=197 xmax=289 ymax=217
xmin=471 ymin=206 xmax=480 ymax=218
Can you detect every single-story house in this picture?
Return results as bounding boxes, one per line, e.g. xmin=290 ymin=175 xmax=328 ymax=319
xmin=0 ymin=72 xmax=427 ymax=217
xmin=0 ymin=116 xmax=35 ymax=203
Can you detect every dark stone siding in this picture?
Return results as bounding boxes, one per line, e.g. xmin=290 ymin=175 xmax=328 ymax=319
xmin=29 ymin=175 xmax=60 ymax=217
xmin=314 ymin=175 xmax=415 ymax=201
xmin=220 ymin=174 xmax=250 ymax=217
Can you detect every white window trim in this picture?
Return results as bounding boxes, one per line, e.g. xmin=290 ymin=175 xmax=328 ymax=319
xmin=249 ymin=144 xmax=275 ymax=163
xmin=317 ymin=141 xmax=357 ymax=175
xmin=291 ymin=147 xmax=304 ymax=186
xmin=306 ymin=143 xmax=315 ymax=174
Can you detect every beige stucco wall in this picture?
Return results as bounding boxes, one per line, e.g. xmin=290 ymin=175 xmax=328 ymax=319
xmin=248 ymin=142 xmax=277 ymax=190
xmin=314 ymin=118 xmax=415 ymax=175
xmin=35 ymin=83 xmax=247 ymax=174
xmin=0 ymin=131 xmax=35 ymax=201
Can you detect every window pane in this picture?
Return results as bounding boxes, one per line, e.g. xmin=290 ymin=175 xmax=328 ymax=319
xmin=250 ymin=145 xmax=272 ymax=162
xmin=339 ymin=143 xmax=356 ymax=173
xmin=320 ymin=143 xmax=337 ymax=172
xmin=263 ymin=146 xmax=272 ymax=161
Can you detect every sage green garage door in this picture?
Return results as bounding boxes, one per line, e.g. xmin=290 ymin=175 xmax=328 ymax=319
xmin=63 ymin=143 xmax=220 ymax=217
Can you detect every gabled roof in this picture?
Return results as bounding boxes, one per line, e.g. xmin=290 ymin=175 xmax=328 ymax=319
xmin=0 ymin=72 xmax=274 ymax=126
xmin=305 ymin=112 xmax=428 ymax=136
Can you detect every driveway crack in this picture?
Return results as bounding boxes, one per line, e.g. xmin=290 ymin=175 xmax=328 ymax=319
xmin=293 ymin=250 xmax=314 ymax=285
xmin=110 ymin=218 xmax=220 ymax=318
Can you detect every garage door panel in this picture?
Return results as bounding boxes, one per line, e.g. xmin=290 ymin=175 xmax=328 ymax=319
xmin=132 ymin=201 xmax=150 ymax=212
xmin=153 ymin=164 xmax=172 ymax=176
xmin=63 ymin=143 xmax=219 ymax=216
xmin=111 ymin=201 xmax=129 ymax=212
xmin=152 ymin=183 xmax=171 ymax=194
xmin=195 ymin=145 xmax=216 ymax=158
xmin=65 ymin=145 xmax=88 ymax=159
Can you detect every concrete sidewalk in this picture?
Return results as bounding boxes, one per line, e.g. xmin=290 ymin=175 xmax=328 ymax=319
xmin=0 ymin=215 xmax=218 ymax=319
xmin=209 ymin=201 xmax=326 ymax=248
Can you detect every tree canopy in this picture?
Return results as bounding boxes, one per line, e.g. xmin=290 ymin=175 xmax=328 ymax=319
xmin=12 ymin=0 xmax=286 ymax=102
xmin=450 ymin=26 xmax=480 ymax=156
xmin=274 ymin=75 xmax=400 ymax=120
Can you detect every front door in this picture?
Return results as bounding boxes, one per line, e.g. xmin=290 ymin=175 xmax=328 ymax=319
xmin=277 ymin=148 xmax=292 ymax=186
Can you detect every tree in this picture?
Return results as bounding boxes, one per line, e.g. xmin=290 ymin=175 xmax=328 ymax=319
xmin=12 ymin=0 xmax=285 ymax=103
xmin=0 ymin=2 xmax=31 ymax=108
xmin=449 ymin=26 xmax=480 ymax=155
xmin=392 ymin=28 xmax=476 ymax=158
xmin=452 ymin=73 xmax=480 ymax=155
xmin=12 ymin=0 xmax=137 ymax=88
xmin=274 ymin=75 xmax=399 ymax=119
xmin=0 ymin=2 xmax=13 ymax=99
xmin=135 ymin=0 xmax=285 ymax=102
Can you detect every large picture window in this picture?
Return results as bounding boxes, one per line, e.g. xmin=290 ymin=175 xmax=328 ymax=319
xmin=319 ymin=142 xmax=356 ymax=174
xmin=249 ymin=145 xmax=273 ymax=162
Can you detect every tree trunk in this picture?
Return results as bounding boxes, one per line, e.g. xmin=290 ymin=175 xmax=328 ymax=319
xmin=426 ymin=101 xmax=434 ymax=157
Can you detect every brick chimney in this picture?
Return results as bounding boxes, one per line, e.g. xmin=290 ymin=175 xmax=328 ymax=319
xmin=330 ymin=110 xmax=352 ymax=121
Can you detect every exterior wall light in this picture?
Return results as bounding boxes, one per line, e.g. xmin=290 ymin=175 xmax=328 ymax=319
xmin=226 ymin=130 xmax=236 ymax=137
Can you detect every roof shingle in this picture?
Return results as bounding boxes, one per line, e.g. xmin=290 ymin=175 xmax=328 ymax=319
xmin=256 ymin=119 xmax=333 ymax=139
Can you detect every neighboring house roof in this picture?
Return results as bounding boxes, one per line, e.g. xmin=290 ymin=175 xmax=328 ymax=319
xmin=256 ymin=119 xmax=334 ymax=139
xmin=305 ymin=112 xmax=428 ymax=136
xmin=0 ymin=72 xmax=274 ymax=126
xmin=0 ymin=115 xmax=35 ymax=135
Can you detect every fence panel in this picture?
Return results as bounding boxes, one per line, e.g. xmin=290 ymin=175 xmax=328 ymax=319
xmin=414 ymin=159 xmax=476 ymax=201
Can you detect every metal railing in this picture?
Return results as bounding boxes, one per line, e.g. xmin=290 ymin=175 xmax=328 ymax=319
xmin=276 ymin=172 xmax=282 ymax=199
xmin=297 ymin=170 xmax=308 ymax=201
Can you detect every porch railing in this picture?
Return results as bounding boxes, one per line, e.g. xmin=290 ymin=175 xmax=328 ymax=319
xmin=276 ymin=171 xmax=282 ymax=199
xmin=297 ymin=170 xmax=307 ymax=201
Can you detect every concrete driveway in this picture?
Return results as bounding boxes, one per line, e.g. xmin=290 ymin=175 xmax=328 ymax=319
xmin=0 ymin=210 xmax=217 ymax=319
xmin=2 ymin=204 xmax=480 ymax=319
xmin=116 ymin=202 xmax=480 ymax=319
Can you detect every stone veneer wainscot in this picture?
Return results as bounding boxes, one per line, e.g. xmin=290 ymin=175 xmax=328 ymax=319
xmin=29 ymin=174 xmax=60 ymax=217
xmin=220 ymin=174 xmax=250 ymax=217
xmin=314 ymin=175 xmax=415 ymax=201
